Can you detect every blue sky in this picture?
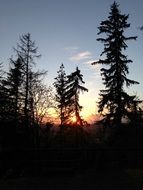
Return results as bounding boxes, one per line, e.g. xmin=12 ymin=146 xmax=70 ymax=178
xmin=0 ymin=0 xmax=143 ymax=120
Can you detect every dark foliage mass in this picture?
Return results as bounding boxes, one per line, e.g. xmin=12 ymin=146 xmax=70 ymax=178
xmin=0 ymin=1 xmax=143 ymax=181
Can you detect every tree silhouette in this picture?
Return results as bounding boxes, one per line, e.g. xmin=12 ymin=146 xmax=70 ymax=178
xmin=0 ymin=80 xmax=14 ymax=122
xmin=28 ymin=70 xmax=54 ymax=126
xmin=66 ymin=67 xmax=88 ymax=126
xmin=139 ymin=26 xmax=143 ymax=31
xmin=0 ymin=63 xmax=6 ymax=121
xmin=53 ymin=64 xmax=67 ymax=126
xmin=0 ymin=62 xmax=3 ymax=79
xmin=4 ymin=58 xmax=23 ymax=123
xmin=15 ymin=33 xmax=41 ymax=128
xmin=92 ymin=2 xmax=139 ymax=126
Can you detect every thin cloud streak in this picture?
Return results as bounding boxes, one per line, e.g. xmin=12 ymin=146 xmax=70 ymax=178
xmin=70 ymin=51 xmax=92 ymax=61
xmin=67 ymin=49 xmax=101 ymax=80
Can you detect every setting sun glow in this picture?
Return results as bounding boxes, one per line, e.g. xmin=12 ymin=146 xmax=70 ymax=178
xmin=70 ymin=116 xmax=77 ymax=123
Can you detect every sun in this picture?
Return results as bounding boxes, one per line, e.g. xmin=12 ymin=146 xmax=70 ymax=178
xmin=71 ymin=116 xmax=77 ymax=123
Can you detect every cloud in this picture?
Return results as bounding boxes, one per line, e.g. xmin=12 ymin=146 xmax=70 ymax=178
xmin=64 ymin=46 xmax=79 ymax=51
xmin=67 ymin=49 xmax=101 ymax=78
xmin=70 ymin=51 xmax=92 ymax=61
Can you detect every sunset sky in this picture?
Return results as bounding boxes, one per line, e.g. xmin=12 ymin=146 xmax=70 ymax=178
xmin=0 ymin=0 xmax=143 ymax=122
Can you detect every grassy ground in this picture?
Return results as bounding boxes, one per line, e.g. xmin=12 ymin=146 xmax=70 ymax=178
xmin=0 ymin=168 xmax=143 ymax=190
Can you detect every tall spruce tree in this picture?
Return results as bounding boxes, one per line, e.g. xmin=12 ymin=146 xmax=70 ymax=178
xmin=53 ymin=64 xmax=67 ymax=125
xmin=92 ymin=2 xmax=139 ymax=126
xmin=66 ymin=67 xmax=88 ymax=126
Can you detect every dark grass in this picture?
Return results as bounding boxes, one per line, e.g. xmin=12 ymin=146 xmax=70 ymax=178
xmin=0 ymin=167 xmax=143 ymax=190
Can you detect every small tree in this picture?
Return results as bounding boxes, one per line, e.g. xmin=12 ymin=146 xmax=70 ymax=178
xmin=66 ymin=67 xmax=88 ymax=126
xmin=29 ymin=71 xmax=54 ymax=125
xmin=53 ymin=64 xmax=67 ymax=125
xmin=28 ymin=72 xmax=54 ymax=146
xmin=92 ymin=2 xmax=139 ymax=126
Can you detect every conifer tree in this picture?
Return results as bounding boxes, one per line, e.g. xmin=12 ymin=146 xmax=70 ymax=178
xmin=66 ymin=67 xmax=88 ymax=126
xmin=0 ymin=62 xmax=4 ymax=117
xmin=92 ymin=2 xmax=139 ymax=126
xmin=4 ymin=57 xmax=23 ymax=121
xmin=0 ymin=62 xmax=3 ymax=79
xmin=15 ymin=33 xmax=41 ymax=128
xmin=53 ymin=64 xmax=67 ymax=125
xmin=0 ymin=80 xmax=13 ymax=122
xmin=0 ymin=59 xmax=23 ymax=123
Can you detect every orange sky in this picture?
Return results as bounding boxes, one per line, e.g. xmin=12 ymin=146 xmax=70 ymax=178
xmin=46 ymin=94 xmax=99 ymax=124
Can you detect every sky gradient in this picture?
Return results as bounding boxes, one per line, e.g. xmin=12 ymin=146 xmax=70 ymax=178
xmin=0 ymin=0 xmax=143 ymax=122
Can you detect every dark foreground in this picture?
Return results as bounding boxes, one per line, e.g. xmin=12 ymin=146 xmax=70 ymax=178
xmin=1 ymin=125 xmax=143 ymax=189
xmin=0 ymin=168 xmax=143 ymax=190
xmin=1 ymin=145 xmax=143 ymax=190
